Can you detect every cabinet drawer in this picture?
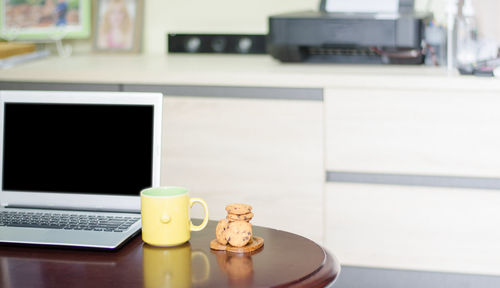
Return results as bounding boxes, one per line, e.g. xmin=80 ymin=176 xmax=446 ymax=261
xmin=160 ymin=96 xmax=324 ymax=243
xmin=325 ymin=88 xmax=500 ymax=177
xmin=325 ymin=183 xmax=500 ymax=275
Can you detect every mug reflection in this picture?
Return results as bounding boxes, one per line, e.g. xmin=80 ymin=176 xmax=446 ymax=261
xmin=142 ymin=242 xmax=209 ymax=288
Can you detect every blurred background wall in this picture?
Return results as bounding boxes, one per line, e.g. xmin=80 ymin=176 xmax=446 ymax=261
xmin=70 ymin=0 xmax=464 ymax=55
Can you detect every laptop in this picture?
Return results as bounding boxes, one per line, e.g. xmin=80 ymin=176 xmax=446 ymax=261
xmin=0 ymin=90 xmax=163 ymax=249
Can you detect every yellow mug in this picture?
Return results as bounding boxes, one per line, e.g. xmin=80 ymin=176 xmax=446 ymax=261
xmin=141 ymin=187 xmax=209 ymax=246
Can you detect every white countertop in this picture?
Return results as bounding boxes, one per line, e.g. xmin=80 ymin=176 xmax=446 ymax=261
xmin=1 ymin=54 xmax=500 ymax=91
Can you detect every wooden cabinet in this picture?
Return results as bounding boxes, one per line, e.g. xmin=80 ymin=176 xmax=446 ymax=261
xmin=160 ymin=96 xmax=324 ymax=243
xmin=324 ymin=87 xmax=500 ymax=275
xmin=325 ymin=182 xmax=500 ymax=275
xmin=325 ymin=88 xmax=500 ymax=177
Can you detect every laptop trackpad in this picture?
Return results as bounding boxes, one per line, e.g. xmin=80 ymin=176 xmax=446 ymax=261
xmin=0 ymin=227 xmax=52 ymax=243
xmin=0 ymin=227 xmax=126 ymax=248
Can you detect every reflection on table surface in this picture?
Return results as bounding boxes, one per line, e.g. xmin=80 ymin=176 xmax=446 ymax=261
xmin=142 ymin=241 xmax=265 ymax=287
xmin=143 ymin=242 xmax=210 ymax=288
xmin=212 ymin=248 xmax=262 ymax=287
xmin=0 ymin=240 xmax=260 ymax=288
xmin=0 ymin=239 xmax=142 ymax=288
xmin=0 ymin=221 xmax=337 ymax=287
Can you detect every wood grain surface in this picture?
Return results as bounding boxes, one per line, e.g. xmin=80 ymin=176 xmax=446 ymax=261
xmin=0 ymin=220 xmax=339 ymax=287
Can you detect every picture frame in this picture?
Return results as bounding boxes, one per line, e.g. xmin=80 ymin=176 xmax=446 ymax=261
xmin=93 ymin=0 xmax=143 ymax=53
xmin=0 ymin=0 xmax=91 ymax=40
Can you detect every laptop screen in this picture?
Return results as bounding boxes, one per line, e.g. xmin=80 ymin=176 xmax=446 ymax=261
xmin=2 ymin=103 xmax=154 ymax=196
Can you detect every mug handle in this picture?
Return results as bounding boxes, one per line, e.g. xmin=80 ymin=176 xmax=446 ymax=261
xmin=189 ymin=198 xmax=209 ymax=232
xmin=191 ymin=250 xmax=210 ymax=284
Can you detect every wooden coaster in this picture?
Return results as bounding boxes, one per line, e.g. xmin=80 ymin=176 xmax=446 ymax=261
xmin=210 ymin=239 xmax=228 ymax=250
xmin=210 ymin=236 xmax=264 ymax=254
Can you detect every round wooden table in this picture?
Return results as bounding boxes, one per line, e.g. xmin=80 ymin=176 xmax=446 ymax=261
xmin=0 ymin=220 xmax=340 ymax=287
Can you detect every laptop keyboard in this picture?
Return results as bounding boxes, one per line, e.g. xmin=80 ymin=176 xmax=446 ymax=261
xmin=0 ymin=211 xmax=140 ymax=232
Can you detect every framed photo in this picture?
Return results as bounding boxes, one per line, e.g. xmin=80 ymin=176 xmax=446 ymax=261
xmin=0 ymin=0 xmax=91 ymax=40
xmin=93 ymin=0 xmax=143 ymax=53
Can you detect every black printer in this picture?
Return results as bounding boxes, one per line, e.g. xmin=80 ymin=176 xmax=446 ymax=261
xmin=268 ymin=7 xmax=432 ymax=64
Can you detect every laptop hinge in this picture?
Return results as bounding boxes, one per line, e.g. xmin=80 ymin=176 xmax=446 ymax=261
xmin=2 ymin=204 xmax=140 ymax=214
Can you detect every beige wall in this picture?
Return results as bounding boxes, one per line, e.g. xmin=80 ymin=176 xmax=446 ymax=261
xmin=415 ymin=0 xmax=446 ymax=23
xmin=416 ymin=0 xmax=500 ymax=43
xmin=473 ymin=0 xmax=500 ymax=42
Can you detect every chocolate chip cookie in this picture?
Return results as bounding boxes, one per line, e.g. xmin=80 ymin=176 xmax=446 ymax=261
xmin=226 ymin=220 xmax=252 ymax=247
xmin=225 ymin=203 xmax=252 ymax=215
xmin=216 ymin=218 xmax=230 ymax=245
xmin=227 ymin=212 xmax=254 ymax=222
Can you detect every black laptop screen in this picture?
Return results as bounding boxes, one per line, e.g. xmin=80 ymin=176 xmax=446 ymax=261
xmin=2 ymin=103 xmax=154 ymax=196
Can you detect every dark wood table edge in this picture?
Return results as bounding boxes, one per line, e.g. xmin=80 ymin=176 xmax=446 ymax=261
xmin=276 ymin=248 xmax=341 ymax=288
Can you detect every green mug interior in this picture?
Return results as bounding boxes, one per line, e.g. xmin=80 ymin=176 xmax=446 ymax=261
xmin=141 ymin=187 xmax=187 ymax=197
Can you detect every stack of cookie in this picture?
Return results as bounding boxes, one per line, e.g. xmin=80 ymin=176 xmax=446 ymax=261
xmin=216 ymin=203 xmax=253 ymax=248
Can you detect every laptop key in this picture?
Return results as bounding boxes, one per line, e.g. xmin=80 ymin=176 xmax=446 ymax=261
xmin=7 ymin=223 xmax=61 ymax=229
